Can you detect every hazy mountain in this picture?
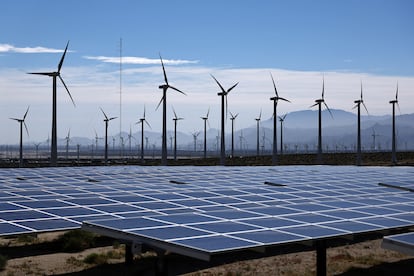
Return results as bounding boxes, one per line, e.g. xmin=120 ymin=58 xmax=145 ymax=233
xmin=25 ymin=109 xmax=414 ymax=152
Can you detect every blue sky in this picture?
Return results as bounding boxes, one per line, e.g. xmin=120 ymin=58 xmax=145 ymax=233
xmin=1 ymin=0 xmax=413 ymax=144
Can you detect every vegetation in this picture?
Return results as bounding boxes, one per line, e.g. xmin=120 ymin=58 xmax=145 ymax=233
xmin=83 ymin=249 xmax=124 ymax=265
xmin=57 ymin=230 xmax=97 ymax=252
xmin=0 ymin=254 xmax=7 ymax=270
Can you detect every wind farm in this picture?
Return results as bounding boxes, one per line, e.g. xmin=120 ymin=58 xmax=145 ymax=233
xmin=1 ymin=53 xmax=414 ymax=167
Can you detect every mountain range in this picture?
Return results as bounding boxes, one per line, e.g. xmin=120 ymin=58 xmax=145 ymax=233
xmin=42 ymin=109 xmax=414 ymax=152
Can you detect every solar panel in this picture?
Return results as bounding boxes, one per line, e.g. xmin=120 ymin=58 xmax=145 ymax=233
xmin=382 ymin=232 xmax=414 ymax=255
xmin=0 ymin=165 xmax=413 ymax=263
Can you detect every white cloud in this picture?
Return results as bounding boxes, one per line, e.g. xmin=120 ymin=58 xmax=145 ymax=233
xmin=0 ymin=43 xmax=64 ymax=53
xmin=84 ymin=55 xmax=199 ymax=65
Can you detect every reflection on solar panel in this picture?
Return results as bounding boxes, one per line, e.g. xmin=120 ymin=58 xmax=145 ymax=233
xmin=1 ymin=166 xmax=414 ymax=265
xmin=382 ymin=232 xmax=414 ymax=255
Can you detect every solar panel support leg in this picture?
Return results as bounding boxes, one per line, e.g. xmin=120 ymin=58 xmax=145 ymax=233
xmin=316 ymin=241 xmax=327 ymax=276
xmin=155 ymin=250 xmax=168 ymax=276
xmin=125 ymin=244 xmax=133 ymax=265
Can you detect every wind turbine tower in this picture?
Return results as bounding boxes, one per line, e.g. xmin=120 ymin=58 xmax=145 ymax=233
xmin=100 ymin=108 xmax=117 ymax=165
xmin=192 ymin=131 xmax=200 ymax=152
xmin=390 ymin=83 xmax=399 ymax=165
xmin=310 ymin=78 xmax=333 ymax=164
xmin=28 ymin=41 xmax=75 ymax=166
xmin=172 ymin=107 xmax=183 ymax=161
xmin=201 ymin=108 xmax=210 ymax=159
xmin=137 ymin=106 xmax=151 ymax=163
xmin=158 ymin=55 xmax=186 ymax=165
xmin=278 ymin=114 xmax=287 ymax=155
xmin=230 ymin=112 xmax=238 ymax=157
xmin=10 ymin=106 xmax=29 ymax=167
xmin=353 ymin=82 xmax=369 ymax=165
xmin=269 ymin=73 xmax=290 ymax=164
xmin=255 ymin=110 xmax=262 ymax=156
xmin=211 ymin=75 xmax=238 ymax=165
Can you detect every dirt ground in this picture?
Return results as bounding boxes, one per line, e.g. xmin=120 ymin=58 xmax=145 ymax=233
xmin=1 ymin=232 xmax=414 ymax=276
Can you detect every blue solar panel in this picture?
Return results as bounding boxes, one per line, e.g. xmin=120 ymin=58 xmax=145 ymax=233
xmin=235 ymin=229 xmax=305 ymax=244
xmin=382 ymin=232 xmax=414 ymax=255
xmin=172 ymin=235 xmax=259 ymax=253
xmin=0 ymin=165 xmax=413 ymax=262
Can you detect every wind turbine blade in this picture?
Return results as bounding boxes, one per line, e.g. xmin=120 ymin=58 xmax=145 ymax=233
xmin=362 ymin=102 xmax=369 ymax=115
xmin=155 ymin=95 xmax=164 ymax=110
xmin=27 ymin=72 xmax=53 ymax=76
xmin=9 ymin=118 xmax=19 ymax=121
xmin=282 ymin=113 xmax=287 ymax=120
xmin=100 ymin=107 xmax=108 ymax=120
xmin=59 ymin=75 xmax=76 ymax=107
xmin=324 ymin=102 xmax=334 ymax=118
xmin=235 ymin=113 xmax=239 ymax=119
xmin=169 ymin=85 xmax=186 ymax=95
xmin=360 ymin=81 xmax=363 ymax=101
xmin=109 ymin=117 xmax=118 ymax=121
xmin=206 ymin=107 xmax=210 ymax=118
xmin=278 ymin=96 xmax=291 ymax=103
xmin=227 ymin=82 xmax=239 ymax=93
xmin=24 ymin=122 xmax=29 ymax=137
xmin=143 ymin=105 xmax=146 ymax=118
xmin=58 ymin=41 xmax=69 ymax=73
xmin=225 ymin=94 xmax=228 ymax=120
xmin=270 ymin=72 xmax=278 ymax=97
xmin=145 ymin=120 xmax=152 ymax=129
xmin=396 ymin=102 xmax=401 ymax=114
xmin=23 ymin=106 xmax=30 ymax=120
xmin=159 ymin=54 xmax=168 ymax=85
xmin=395 ymin=82 xmax=399 ymax=101
xmin=322 ymin=76 xmax=325 ymax=99
xmin=229 ymin=111 xmax=234 ymax=119
xmin=211 ymin=74 xmax=226 ymax=93
xmin=352 ymin=103 xmax=358 ymax=110
xmin=310 ymin=103 xmax=319 ymax=108
xmin=172 ymin=106 xmax=178 ymax=119
xmin=259 ymin=109 xmax=262 ymax=120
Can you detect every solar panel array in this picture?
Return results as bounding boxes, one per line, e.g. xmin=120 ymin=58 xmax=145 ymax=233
xmin=1 ymin=165 xmax=412 ymax=260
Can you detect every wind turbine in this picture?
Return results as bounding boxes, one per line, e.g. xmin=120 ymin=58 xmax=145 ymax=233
xmin=94 ymin=129 xmax=103 ymax=152
xmin=278 ymin=114 xmax=287 ymax=155
xmin=371 ymin=128 xmax=380 ymax=150
xmin=353 ymin=82 xmax=369 ymax=165
xmin=192 ymin=131 xmax=200 ymax=152
xmin=201 ymin=108 xmax=210 ymax=159
xmin=255 ymin=109 xmax=262 ymax=156
xmin=28 ymin=41 xmax=75 ymax=166
xmin=389 ymin=83 xmax=399 ymax=165
xmin=157 ymin=54 xmax=186 ymax=165
xmin=172 ymin=107 xmax=183 ymax=161
xmin=100 ymin=108 xmax=117 ymax=165
xmin=127 ymin=125 xmax=135 ymax=158
xmin=229 ymin=111 xmax=239 ymax=157
xmin=10 ymin=106 xmax=29 ymax=167
xmin=211 ymin=75 xmax=238 ymax=165
xmin=310 ymin=77 xmax=333 ymax=164
xmin=270 ymin=73 xmax=291 ymax=164
xmin=65 ymin=129 xmax=71 ymax=160
xmin=137 ymin=106 xmax=151 ymax=163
